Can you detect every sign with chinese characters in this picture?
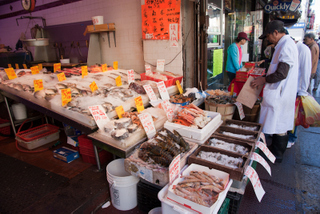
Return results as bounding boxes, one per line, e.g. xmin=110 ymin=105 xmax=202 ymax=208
xmin=81 ymin=66 xmax=88 ymax=78
xmin=113 ymin=61 xmax=118 ymax=70
xmin=33 ymin=79 xmax=43 ymax=92
xmin=138 ymin=113 xmax=156 ymax=139
xmin=256 ymin=141 xmax=276 ymax=163
xmin=176 ymin=80 xmax=183 ymax=94
xmin=161 ymin=100 xmax=174 ymax=121
xmin=169 ymin=154 xmax=180 ymax=184
xmin=4 ymin=68 xmax=17 ymax=80
xmin=169 ymin=23 xmax=179 ymax=47
xmin=30 ymin=66 xmax=39 ymax=75
xmin=156 ymin=59 xmax=165 ymax=72
xmin=251 ymin=153 xmax=271 ymax=176
xmin=115 ymin=76 xmax=122 ymax=86
xmin=143 ymin=85 xmax=157 ymax=101
xmin=88 ymin=105 xmax=110 ymax=130
xmin=61 ymin=88 xmax=72 ymax=106
xmin=135 ymin=96 xmax=145 ymax=112
xmin=127 ymin=69 xmax=135 ymax=84
xmin=141 ymin=0 xmax=181 ymax=40
xmin=102 ymin=64 xmax=108 ymax=72
xmin=53 ymin=63 xmax=61 ymax=73
xmin=90 ymin=81 xmax=98 ymax=92
xmin=157 ymin=81 xmax=170 ymax=100
xmin=245 ymin=166 xmax=265 ymax=202
xmin=57 ymin=72 xmax=66 ymax=82
xmin=115 ymin=106 xmax=125 ymax=119
xmin=235 ymin=101 xmax=245 ymax=120
xmin=145 ymin=64 xmax=152 ymax=75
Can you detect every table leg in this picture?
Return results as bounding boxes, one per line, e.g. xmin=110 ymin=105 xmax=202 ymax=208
xmin=93 ymin=144 xmax=101 ymax=171
xmin=4 ymin=96 xmax=16 ymax=135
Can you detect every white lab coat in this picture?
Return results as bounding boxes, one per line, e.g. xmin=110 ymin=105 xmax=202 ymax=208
xmin=259 ymin=35 xmax=299 ymax=134
xmin=296 ymin=42 xmax=312 ymax=96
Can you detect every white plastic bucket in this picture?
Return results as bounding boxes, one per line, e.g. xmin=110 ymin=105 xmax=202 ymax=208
xmin=92 ymin=16 xmax=103 ymax=25
xmin=149 ymin=207 xmax=162 ymax=214
xmin=106 ymin=158 xmax=139 ymax=211
xmin=11 ymin=103 xmax=27 ymax=120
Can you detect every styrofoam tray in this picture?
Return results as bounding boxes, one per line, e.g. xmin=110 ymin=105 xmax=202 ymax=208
xmin=166 ymin=164 xmax=232 ymax=214
xmin=164 ymin=111 xmax=221 ymax=141
xmin=16 ymin=131 xmax=60 ymax=150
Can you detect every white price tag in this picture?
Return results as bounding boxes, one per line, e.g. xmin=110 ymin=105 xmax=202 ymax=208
xmin=157 ymin=81 xmax=170 ymax=100
xmin=156 ymin=59 xmax=165 ymax=72
xmin=143 ymin=84 xmax=157 ymax=101
xmin=245 ymin=166 xmax=265 ymax=202
xmin=235 ymin=101 xmax=245 ymax=120
xmin=169 ymin=154 xmax=180 ymax=184
xmin=259 ymin=132 xmax=266 ymax=144
xmin=161 ymin=100 xmax=174 ymax=122
xmin=256 ymin=141 xmax=276 ymax=163
xmin=127 ymin=69 xmax=135 ymax=84
xmin=252 ymin=153 xmax=271 ymax=176
xmin=138 ymin=113 xmax=156 ymax=139
xmin=145 ymin=64 xmax=152 ymax=75
xmin=88 ymin=105 xmax=110 ymax=130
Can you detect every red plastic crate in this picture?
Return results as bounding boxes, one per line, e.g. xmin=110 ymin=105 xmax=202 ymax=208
xmin=140 ymin=72 xmax=183 ymax=87
xmin=81 ymin=150 xmax=112 ymax=165
xmin=78 ymin=134 xmax=94 ymax=149
xmin=235 ymin=71 xmax=249 ymax=82
xmin=0 ymin=118 xmax=11 ymax=136
xmin=249 ymin=67 xmax=266 ymax=78
xmin=16 ymin=124 xmax=59 ymax=142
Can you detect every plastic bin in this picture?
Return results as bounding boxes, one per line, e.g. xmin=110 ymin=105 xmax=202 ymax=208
xmin=137 ymin=179 xmax=162 ymax=213
xmin=218 ymin=198 xmax=230 ymax=214
xmin=81 ymin=150 xmax=111 ymax=165
xmin=140 ymin=72 xmax=183 ymax=88
xmin=16 ymin=124 xmax=59 ymax=142
xmin=0 ymin=118 xmax=11 ymax=137
xmin=226 ymin=191 xmax=243 ymax=214
xmin=17 ymin=130 xmax=60 ymax=150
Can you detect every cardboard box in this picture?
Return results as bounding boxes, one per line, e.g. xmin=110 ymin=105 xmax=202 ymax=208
xmin=67 ymin=136 xmax=79 ymax=147
xmin=53 ymin=147 xmax=80 ymax=163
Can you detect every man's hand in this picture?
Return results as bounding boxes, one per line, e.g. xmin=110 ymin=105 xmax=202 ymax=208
xmin=250 ymin=76 xmax=266 ymax=89
xmin=256 ymin=60 xmax=265 ymax=66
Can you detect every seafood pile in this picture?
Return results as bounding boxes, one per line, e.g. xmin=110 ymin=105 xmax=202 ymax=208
xmin=221 ymin=131 xmax=255 ymax=140
xmin=172 ymin=171 xmax=227 ymax=207
xmin=206 ymin=89 xmax=230 ymax=96
xmin=197 ymin=151 xmax=243 ymax=169
xmin=225 ymin=123 xmax=259 ymax=131
xmin=205 ymin=95 xmax=235 ymax=105
xmin=138 ymin=128 xmax=190 ymax=167
xmin=170 ymin=94 xmax=194 ymax=104
xmin=172 ymin=103 xmax=211 ymax=129
xmin=209 ymin=138 xmax=249 ymax=155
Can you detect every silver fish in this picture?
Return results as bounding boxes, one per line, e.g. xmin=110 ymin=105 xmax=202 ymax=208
xmin=102 ymin=102 xmax=115 ymax=113
xmin=34 ymin=90 xmax=46 ymax=99
xmin=13 ymin=83 xmax=23 ymax=91
xmin=55 ymin=83 xmax=68 ymax=91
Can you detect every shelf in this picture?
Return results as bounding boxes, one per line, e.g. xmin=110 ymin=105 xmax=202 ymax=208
xmin=83 ymin=23 xmax=115 ymax=36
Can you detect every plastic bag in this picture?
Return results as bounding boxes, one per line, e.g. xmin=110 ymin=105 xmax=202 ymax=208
xmin=294 ymin=96 xmax=309 ymax=128
xmin=301 ymin=96 xmax=320 ymax=127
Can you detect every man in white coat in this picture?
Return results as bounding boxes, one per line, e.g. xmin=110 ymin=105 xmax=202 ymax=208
xmin=251 ymin=20 xmax=299 ymax=163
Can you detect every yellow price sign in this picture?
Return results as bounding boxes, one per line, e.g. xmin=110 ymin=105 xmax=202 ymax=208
xmin=38 ymin=64 xmax=43 ymax=70
xmin=135 ymin=96 xmax=144 ymax=113
xmin=90 ymin=81 xmax=98 ymax=92
xmin=4 ymin=68 xmax=17 ymax=80
xmin=57 ymin=72 xmax=66 ymax=82
xmin=81 ymin=66 xmax=88 ymax=78
xmin=101 ymin=64 xmax=108 ymax=72
xmin=8 ymin=64 xmax=12 ymax=68
xmin=115 ymin=106 xmax=125 ymax=118
xmin=176 ymin=80 xmax=183 ymax=94
xmin=115 ymin=75 xmax=122 ymax=86
xmin=53 ymin=63 xmax=61 ymax=73
xmin=61 ymin=88 xmax=72 ymax=106
xmin=15 ymin=64 xmax=19 ymax=69
xmin=34 ymin=79 xmax=44 ymax=92
xmin=23 ymin=64 xmax=27 ymax=69
xmin=113 ymin=61 xmax=118 ymax=70
xmin=30 ymin=66 xmax=40 ymax=75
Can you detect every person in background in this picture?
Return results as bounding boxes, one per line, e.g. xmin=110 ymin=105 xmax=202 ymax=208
xmin=250 ymin=20 xmax=299 ymax=163
xmin=303 ymin=33 xmax=319 ymax=92
xmin=287 ymin=38 xmax=312 ymax=148
xmin=225 ymin=32 xmax=249 ymax=83
xmin=314 ymin=37 xmax=320 ymax=91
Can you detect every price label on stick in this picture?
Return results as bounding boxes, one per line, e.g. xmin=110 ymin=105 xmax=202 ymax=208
xmin=256 ymin=141 xmax=276 ymax=163
xmin=245 ymin=166 xmax=265 ymax=202
xmin=176 ymin=80 xmax=183 ymax=94
xmin=156 ymin=59 xmax=165 ymax=72
xmin=61 ymin=88 xmax=72 ymax=107
xmin=143 ymin=85 xmax=157 ymax=101
xmin=161 ymin=100 xmax=174 ymax=121
xmin=101 ymin=64 xmax=108 ymax=72
xmin=169 ymin=154 xmax=180 ymax=184
xmin=113 ymin=61 xmax=118 ymax=70
xmin=8 ymin=64 xmax=12 ymax=68
xmin=30 ymin=66 xmax=39 ymax=75
xmin=235 ymin=101 xmax=245 ymax=120
xmin=157 ymin=81 xmax=170 ymax=100
xmin=53 ymin=63 xmax=61 ymax=73
xmin=15 ymin=64 xmax=19 ymax=69
xmin=251 ymin=153 xmax=271 ymax=176
xmin=127 ymin=69 xmax=135 ymax=84
xmin=145 ymin=64 xmax=152 ymax=75
xmin=38 ymin=64 xmax=43 ymax=71
xmin=115 ymin=106 xmax=125 ymax=118
xmin=88 ymin=105 xmax=110 ymax=130
xmin=23 ymin=64 xmax=27 ymax=69
xmin=259 ymin=132 xmax=266 ymax=144
xmin=138 ymin=113 xmax=156 ymax=139
xmin=57 ymin=72 xmax=66 ymax=82
xmin=135 ymin=96 xmax=145 ymax=112
xmin=90 ymin=81 xmax=98 ymax=92
xmin=81 ymin=66 xmax=88 ymax=78
xmin=4 ymin=68 xmax=17 ymax=80
xmin=115 ymin=76 xmax=122 ymax=86
xmin=34 ymin=79 xmax=43 ymax=92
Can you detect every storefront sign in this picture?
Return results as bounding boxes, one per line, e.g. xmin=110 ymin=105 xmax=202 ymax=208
xmin=61 ymin=88 xmax=72 ymax=106
xmin=33 ymin=79 xmax=43 ymax=92
xmin=90 ymin=81 xmax=98 ymax=92
xmin=138 ymin=113 xmax=156 ymax=139
xmin=4 ymin=68 xmax=17 ymax=80
xmin=264 ymin=0 xmax=301 ymax=14
xmin=143 ymin=84 xmax=157 ymax=101
xmin=135 ymin=96 xmax=145 ymax=112
xmin=88 ymin=105 xmax=110 ymax=130
xmin=57 ymin=72 xmax=66 ymax=82
xmin=169 ymin=154 xmax=180 ymax=184
xmin=251 ymin=153 xmax=271 ymax=176
xmin=256 ymin=141 xmax=276 ymax=163
xmin=115 ymin=106 xmax=125 ymax=118
xmin=157 ymin=81 xmax=170 ymax=100
xmin=127 ymin=69 xmax=135 ymax=84
xmin=81 ymin=66 xmax=88 ymax=78
xmin=30 ymin=66 xmax=39 ymax=75
xmin=161 ymin=100 xmax=174 ymax=121
xmin=245 ymin=166 xmax=265 ymax=202
xmin=101 ymin=64 xmax=108 ymax=72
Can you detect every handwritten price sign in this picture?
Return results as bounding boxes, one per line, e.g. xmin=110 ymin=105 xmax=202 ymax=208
xmin=161 ymin=100 xmax=174 ymax=121
xmin=169 ymin=154 xmax=180 ymax=184
xmin=82 ymin=66 xmax=88 ymax=78
xmin=101 ymin=64 xmax=108 ymax=72
xmin=113 ymin=61 xmax=118 ymax=70
xmin=245 ymin=166 xmax=265 ymax=202
xmin=127 ymin=69 xmax=135 ymax=84
xmin=115 ymin=75 xmax=122 ymax=86
xmin=38 ymin=64 xmax=43 ymax=71
xmin=7 ymin=64 xmax=12 ymax=68
xmin=156 ymin=59 xmax=165 ymax=72
xmin=4 ymin=68 xmax=17 ymax=80
xmin=157 ymin=81 xmax=170 ymax=100
xmin=53 ymin=63 xmax=61 ymax=73
xmin=235 ymin=102 xmax=245 ymax=120
xmin=143 ymin=85 xmax=157 ymax=101
xmin=135 ymin=96 xmax=145 ymax=112
xmin=252 ymin=153 xmax=271 ymax=176
xmin=30 ymin=66 xmax=39 ymax=75
xmin=33 ymin=79 xmax=43 ymax=92
xmin=256 ymin=141 xmax=276 ymax=163
xmin=15 ymin=64 xmax=19 ymax=69
xmin=61 ymin=88 xmax=72 ymax=106
xmin=138 ymin=113 xmax=156 ymax=139
xmin=115 ymin=106 xmax=125 ymax=118
xmin=145 ymin=64 xmax=152 ymax=75
xmin=176 ymin=80 xmax=183 ymax=94
xmin=88 ymin=105 xmax=110 ymax=130
xmin=90 ymin=81 xmax=98 ymax=92
xmin=23 ymin=64 xmax=27 ymax=69
xmin=57 ymin=72 xmax=66 ymax=82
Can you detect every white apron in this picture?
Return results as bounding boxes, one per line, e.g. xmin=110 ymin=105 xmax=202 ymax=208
xmin=259 ymin=35 xmax=299 ymax=134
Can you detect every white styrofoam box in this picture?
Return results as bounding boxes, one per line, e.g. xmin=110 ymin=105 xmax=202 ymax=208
xmin=164 ymin=111 xmax=221 ymax=141
xmin=166 ymin=164 xmax=232 ymax=214
xmin=16 ymin=131 xmax=60 ymax=150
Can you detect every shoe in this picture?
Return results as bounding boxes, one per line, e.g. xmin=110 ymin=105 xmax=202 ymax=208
xmin=313 ymin=88 xmax=318 ymax=92
xmin=268 ymin=134 xmax=289 ymax=163
xmin=287 ymin=141 xmax=295 ymax=149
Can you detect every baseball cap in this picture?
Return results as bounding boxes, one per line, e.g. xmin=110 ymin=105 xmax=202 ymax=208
xmin=259 ymin=20 xmax=285 ymax=39
xmin=237 ymin=32 xmax=249 ymax=41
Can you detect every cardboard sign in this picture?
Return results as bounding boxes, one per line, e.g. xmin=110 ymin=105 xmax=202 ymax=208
xmin=252 ymin=153 xmax=271 ymax=176
xmin=57 ymin=72 xmax=66 ymax=82
xmin=169 ymin=23 xmax=179 ymax=47
xmin=145 ymin=64 xmax=152 ymax=75
xmin=115 ymin=75 xmax=122 ymax=86
xmin=135 ymin=96 xmax=145 ymax=112
xmin=115 ymin=106 xmax=125 ymax=118
xmin=7 ymin=64 xmax=12 ymax=68
xmin=127 ymin=69 xmax=135 ymax=84
xmin=53 ymin=63 xmax=61 ymax=73
xmin=256 ymin=141 xmax=276 ymax=163
xmin=38 ymin=64 xmax=43 ymax=71
xmin=161 ymin=100 xmax=174 ymax=121
xmin=88 ymin=105 xmax=110 ymax=130
xmin=30 ymin=66 xmax=39 ymax=75
xmin=245 ymin=166 xmax=265 ymax=202
xmin=236 ymin=76 xmax=263 ymax=108
xmin=33 ymin=79 xmax=43 ymax=92
xmin=81 ymin=66 xmax=88 ymax=78
xmin=169 ymin=154 xmax=180 ymax=184
xmin=156 ymin=59 xmax=165 ymax=72
xmin=176 ymin=80 xmax=183 ymax=94
xmin=61 ymin=88 xmax=72 ymax=106
xmin=15 ymin=64 xmax=19 ymax=69
xmin=138 ymin=113 xmax=156 ymax=139
xmin=235 ymin=101 xmax=245 ymax=120
xmin=113 ymin=61 xmax=118 ymax=70
xmin=23 ymin=64 xmax=27 ymax=69
xmin=157 ymin=81 xmax=170 ymax=100
xmin=90 ymin=81 xmax=98 ymax=92
xmin=143 ymin=85 xmax=157 ymax=101
xmin=101 ymin=64 xmax=108 ymax=72
xmin=4 ymin=68 xmax=17 ymax=80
